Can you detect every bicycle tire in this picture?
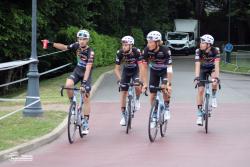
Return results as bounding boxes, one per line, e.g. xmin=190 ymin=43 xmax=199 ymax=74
xmin=204 ymin=94 xmax=209 ymax=133
xmin=79 ymin=112 xmax=84 ymax=138
xmin=148 ymin=100 xmax=159 ymax=142
xmin=68 ymin=102 xmax=77 ymax=144
xmin=126 ymin=98 xmax=132 ymax=134
xmin=160 ymin=112 xmax=168 ymax=137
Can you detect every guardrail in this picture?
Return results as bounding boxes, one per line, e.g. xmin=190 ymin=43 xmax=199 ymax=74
xmin=0 ymin=50 xmax=71 ymax=120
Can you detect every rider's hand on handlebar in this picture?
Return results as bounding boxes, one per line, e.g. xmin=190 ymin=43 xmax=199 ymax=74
xmin=117 ymin=80 xmax=121 ymax=85
xmin=80 ymin=80 xmax=87 ymax=92
xmin=142 ymin=84 xmax=148 ymax=94
xmin=212 ymin=77 xmax=220 ymax=83
xmin=194 ymin=76 xmax=200 ymax=85
xmin=166 ymin=82 xmax=172 ymax=96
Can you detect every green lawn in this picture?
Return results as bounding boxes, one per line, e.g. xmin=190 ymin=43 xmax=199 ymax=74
xmin=0 ymin=65 xmax=114 ymax=151
xmin=0 ymin=111 xmax=67 ymax=151
xmin=1 ymin=64 xmax=114 ymax=105
xmin=220 ymin=61 xmax=250 ymax=74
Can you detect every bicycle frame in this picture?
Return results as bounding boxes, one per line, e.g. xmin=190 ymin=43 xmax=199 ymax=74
xmin=156 ymin=90 xmax=165 ymax=123
xmin=72 ymin=89 xmax=84 ymax=126
xmin=127 ymin=85 xmax=136 ymax=111
xmin=61 ymin=87 xmax=85 ymax=126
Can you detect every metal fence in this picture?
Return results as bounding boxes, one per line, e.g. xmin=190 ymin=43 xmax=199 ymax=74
xmin=221 ymin=45 xmax=250 ymax=73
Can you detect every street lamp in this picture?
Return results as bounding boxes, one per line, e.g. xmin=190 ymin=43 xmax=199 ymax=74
xmin=228 ymin=0 xmax=231 ymax=43
xmin=23 ymin=0 xmax=43 ymax=117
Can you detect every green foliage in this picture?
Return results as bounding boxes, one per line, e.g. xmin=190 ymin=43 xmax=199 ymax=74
xmin=55 ymin=26 xmax=119 ymax=67
xmin=131 ymin=28 xmax=145 ymax=49
xmin=89 ymin=30 xmax=119 ymax=67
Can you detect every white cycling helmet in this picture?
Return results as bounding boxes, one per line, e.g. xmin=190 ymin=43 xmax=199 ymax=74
xmin=121 ymin=36 xmax=134 ymax=45
xmin=77 ymin=30 xmax=90 ymax=39
xmin=200 ymin=34 xmax=214 ymax=45
xmin=147 ymin=31 xmax=162 ymax=41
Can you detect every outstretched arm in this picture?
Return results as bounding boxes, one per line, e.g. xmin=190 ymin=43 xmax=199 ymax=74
xmin=53 ymin=43 xmax=68 ymax=51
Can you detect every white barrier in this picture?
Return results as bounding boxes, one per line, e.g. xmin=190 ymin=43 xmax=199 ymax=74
xmin=0 ymin=98 xmax=40 ymax=121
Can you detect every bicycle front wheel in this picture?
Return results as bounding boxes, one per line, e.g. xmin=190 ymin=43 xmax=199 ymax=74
xmin=204 ymin=94 xmax=209 ymax=133
xmin=68 ymin=102 xmax=77 ymax=144
xmin=126 ymin=98 xmax=132 ymax=134
xmin=148 ymin=100 xmax=159 ymax=142
xmin=160 ymin=112 xmax=168 ymax=137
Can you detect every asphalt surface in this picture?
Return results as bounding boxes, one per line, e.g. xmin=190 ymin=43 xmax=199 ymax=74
xmin=1 ymin=56 xmax=250 ymax=167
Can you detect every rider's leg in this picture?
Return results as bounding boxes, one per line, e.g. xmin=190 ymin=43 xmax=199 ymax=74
xmin=134 ymin=69 xmax=141 ymax=110
xmin=66 ymin=66 xmax=81 ymax=101
xmin=121 ymin=91 xmax=127 ymax=111
xmin=197 ymin=86 xmax=204 ymax=108
xmin=65 ymin=79 xmax=74 ymax=101
xmin=211 ymin=71 xmax=218 ymax=94
xmin=196 ymin=86 xmax=204 ymax=125
xmin=149 ymin=68 xmax=159 ymax=106
xmin=135 ymin=86 xmax=141 ymax=98
xmin=83 ymin=95 xmax=90 ymax=119
xmin=211 ymin=71 xmax=218 ymax=107
xmin=150 ymin=93 xmax=156 ymax=106
xmin=196 ymin=69 xmax=205 ymax=125
xmin=119 ymin=70 xmax=129 ymax=125
xmin=82 ymin=74 xmax=92 ymax=134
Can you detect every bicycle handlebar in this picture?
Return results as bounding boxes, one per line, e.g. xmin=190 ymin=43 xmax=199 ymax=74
xmin=118 ymin=81 xmax=143 ymax=92
xmin=60 ymin=86 xmax=87 ymax=97
xmin=194 ymin=79 xmax=222 ymax=89
xmin=118 ymin=82 xmax=148 ymax=96
xmin=149 ymin=86 xmax=166 ymax=91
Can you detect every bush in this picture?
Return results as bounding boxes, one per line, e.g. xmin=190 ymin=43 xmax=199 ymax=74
xmin=131 ymin=28 xmax=145 ymax=49
xmin=57 ymin=26 xmax=119 ymax=67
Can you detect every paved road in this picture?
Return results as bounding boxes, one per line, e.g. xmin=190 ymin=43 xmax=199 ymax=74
xmin=1 ymin=56 xmax=250 ymax=167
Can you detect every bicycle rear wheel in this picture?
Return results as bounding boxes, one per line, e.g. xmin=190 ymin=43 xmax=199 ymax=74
xmin=126 ymin=98 xmax=132 ymax=134
xmin=204 ymin=94 xmax=209 ymax=133
xmin=68 ymin=102 xmax=77 ymax=144
xmin=148 ymin=100 xmax=159 ymax=142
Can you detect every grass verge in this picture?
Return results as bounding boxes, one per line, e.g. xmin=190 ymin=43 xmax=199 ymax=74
xmin=1 ymin=64 xmax=114 ymax=105
xmin=220 ymin=61 xmax=250 ymax=74
xmin=0 ymin=111 xmax=67 ymax=151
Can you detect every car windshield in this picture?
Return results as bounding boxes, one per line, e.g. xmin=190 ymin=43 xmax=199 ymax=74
xmin=168 ymin=33 xmax=188 ymax=40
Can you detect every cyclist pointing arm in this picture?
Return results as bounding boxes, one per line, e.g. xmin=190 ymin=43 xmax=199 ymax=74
xmin=42 ymin=30 xmax=94 ymax=135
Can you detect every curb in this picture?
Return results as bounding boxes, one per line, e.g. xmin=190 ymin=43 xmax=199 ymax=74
xmin=220 ymin=70 xmax=250 ymax=76
xmin=0 ymin=69 xmax=114 ymax=162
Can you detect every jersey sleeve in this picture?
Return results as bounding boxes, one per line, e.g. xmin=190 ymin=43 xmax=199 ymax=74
xmin=134 ymin=48 xmax=141 ymax=62
xmin=115 ymin=50 xmax=123 ymax=65
xmin=166 ymin=47 xmax=172 ymax=65
xmin=214 ymin=47 xmax=221 ymax=62
xmin=87 ymin=48 xmax=95 ymax=65
xmin=67 ymin=42 xmax=79 ymax=51
xmin=195 ymin=49 xmax=200 ymax=62
xmin=138 ymin=47 xmax=148 ymax=64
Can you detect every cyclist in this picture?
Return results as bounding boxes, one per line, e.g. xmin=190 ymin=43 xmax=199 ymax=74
xmin=194 ymin=34 xmax=220 ymax=126
xmin=42 ymin=29 xmax=94 ymax=134
xmin=139 ymin=31 xmax=173 ymax=125
xmin=114 ymin=36 xmax=142 ymax=126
